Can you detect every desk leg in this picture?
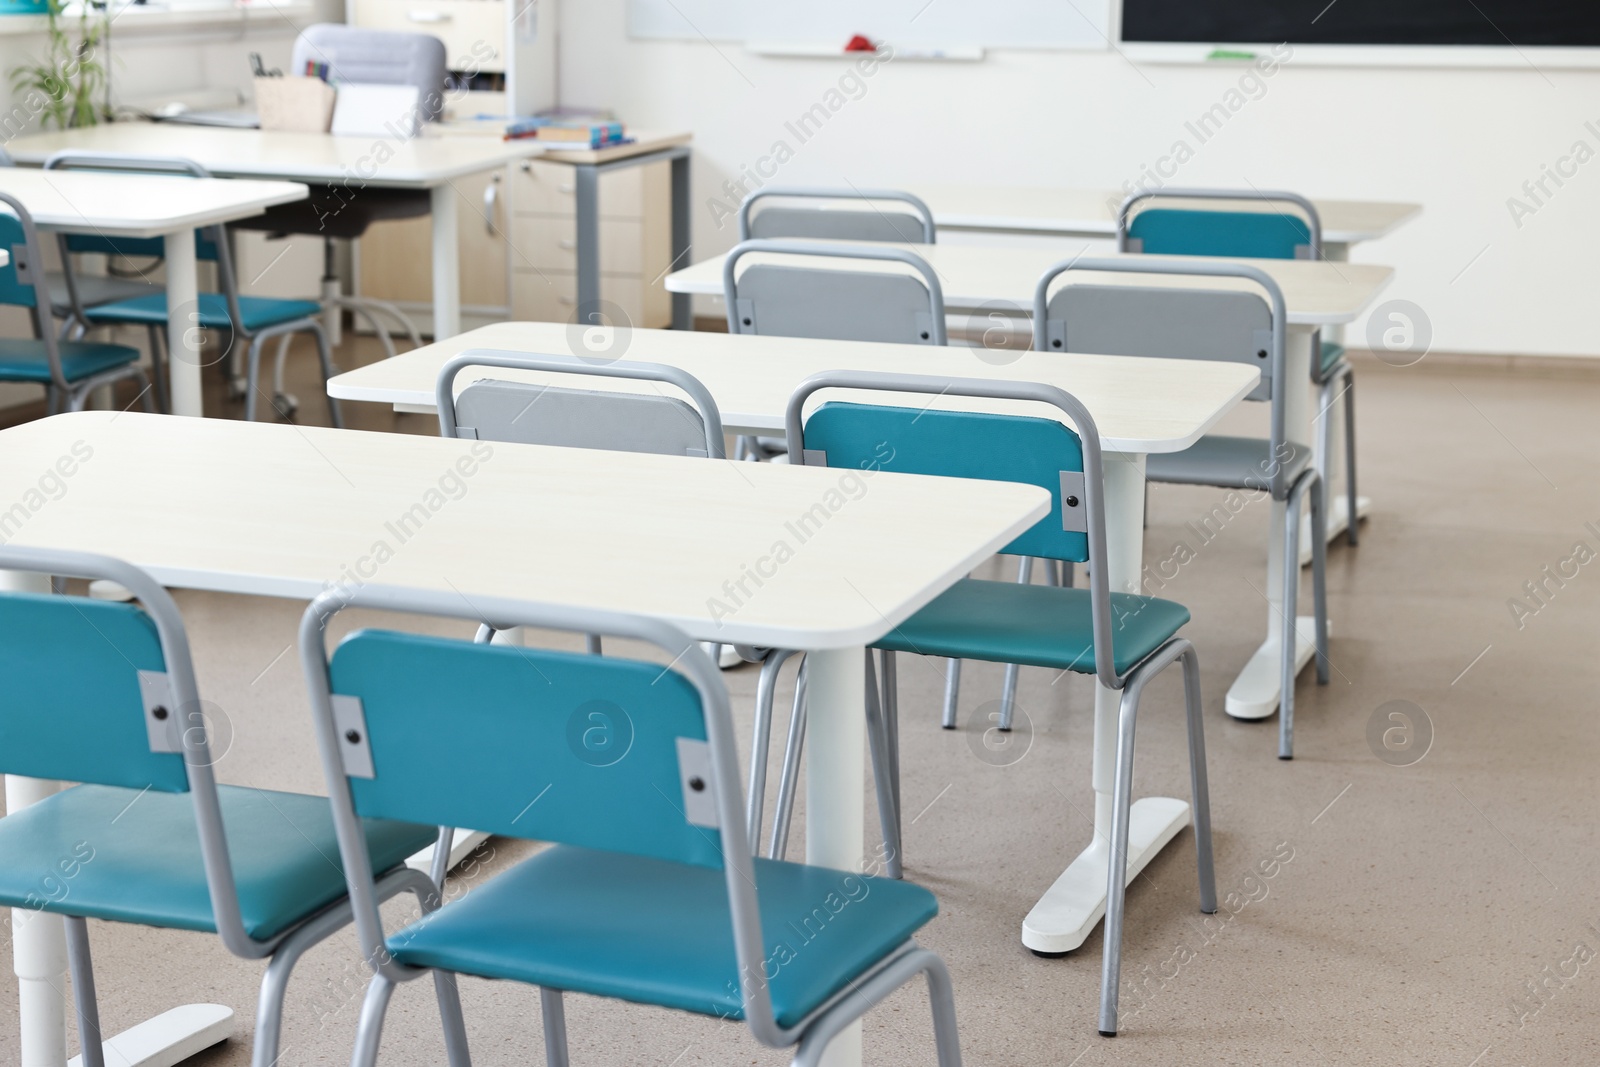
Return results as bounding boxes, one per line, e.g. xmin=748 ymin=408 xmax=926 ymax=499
xmin=670 ymin=153 xmax=691 ymax=330
xmin=1228 ymin=329 xmax=1319 ymax=720
xmin=806 ymin=647 xmax=865 ymax=1067
xmin=163 ymin=232 xmax=202 ymax=418
xmin=1022 ymin=454 xmax=1193 ymax=954
xmin=574 ymin=165 xmax=601 ymax=329
xmin=430 ymin=185 xmax=460 ymax=341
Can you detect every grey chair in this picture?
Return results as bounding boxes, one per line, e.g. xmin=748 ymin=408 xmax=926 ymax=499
xmin=48 ymin=152 xmax=343 ymax=427
xmin=1117 ymin=187 xmax=1359 ymax=549
xmin=739 ymin=186 xmax=936 ymax=244
xmin=232 ymin=22 xmax=446 ymax=404
xmin=1035 ymin=257 xmax=1330 ymax=758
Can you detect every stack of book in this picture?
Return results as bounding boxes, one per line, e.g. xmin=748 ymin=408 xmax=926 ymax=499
xmin=504 ymin=118 xmax=629 ymax=149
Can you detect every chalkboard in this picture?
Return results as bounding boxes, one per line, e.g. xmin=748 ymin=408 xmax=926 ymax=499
xmin=1121 ymin=0 xmax=1600 ymax=47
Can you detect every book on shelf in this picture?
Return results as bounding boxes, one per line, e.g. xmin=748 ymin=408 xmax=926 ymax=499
xmin=504 ymin=118 xmax=627 ymax=148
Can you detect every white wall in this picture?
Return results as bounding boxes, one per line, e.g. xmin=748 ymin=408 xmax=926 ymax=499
xmin=561 ymin=2 xmax=1600 ymax=358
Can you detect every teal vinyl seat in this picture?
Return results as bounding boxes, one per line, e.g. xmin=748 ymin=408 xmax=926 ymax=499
xmin=877 ymin=580 xmax=1191 ymax=677
xmin=45 ymin=152 xmax=343 ymax=426
xmin=387 ymin=846 xmax=937 ymax=1028
xmin=768 ymin=372 xmax=1218 ymax=1037
xmin=300 ymin=589 xmax=964 ymax=1067
xmin=0 ymin=195 xmax=153 ymax=414
xmin=0 ymin=547 xmax=453 ymax=1067
xmin=0 ymin=783 xmax=433 ymax=941
xmin=85 ymin=293 xmax=324 ymax=333
xmin=1119 ymin=187 xmax=1360 ymax=549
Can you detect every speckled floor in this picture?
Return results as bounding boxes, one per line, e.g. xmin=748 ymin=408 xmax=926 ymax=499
xmin=2 ymin=339 xmax=1597 ymax=1067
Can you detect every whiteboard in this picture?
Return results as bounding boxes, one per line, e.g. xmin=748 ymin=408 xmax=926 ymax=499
xmin=628 ymin=0 xmax=1112 ymax=51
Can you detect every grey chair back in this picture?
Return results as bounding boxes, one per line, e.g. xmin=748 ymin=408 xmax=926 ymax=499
xmin=724 ymin=239 xmax=947 ymax=346
xmin=739 ymin=187 xmax=936 ymax=244
xmin=436 ymin=350 xmax=725 ymax=459
xmin=292 ymin=24 xmax=448 ymax=122
xmin=1034 ymin=256 xmax=1291 ymax=496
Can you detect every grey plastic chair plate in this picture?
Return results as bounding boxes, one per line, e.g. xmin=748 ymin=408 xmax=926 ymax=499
xmin=1145 ymin=435 xmax=1312 ymax=489
xmin=454 ymin=379 xmax=710 ymax=457
xmin=735 ymin=265 xmax=938 ymax=346
xmin=749 ymin=207 xmax=930 ymax=244
xmin=1045 ymin=284 xmax=1274 ymax=403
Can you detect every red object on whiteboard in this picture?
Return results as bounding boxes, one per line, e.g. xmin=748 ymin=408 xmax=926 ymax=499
xmin=844 ymin=34 xmax=877 ymax=52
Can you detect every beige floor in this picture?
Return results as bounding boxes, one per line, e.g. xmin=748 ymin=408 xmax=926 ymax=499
xmin=3 ymin=336 xmax=1599 ymax=1067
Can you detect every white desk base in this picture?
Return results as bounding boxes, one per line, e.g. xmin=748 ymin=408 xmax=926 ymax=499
xmin=66 ymin=1004 xmax=233 ymax=1067
xmin=806 ymin=647 xmax=865 ymax=1067
xmin=1022 ymin=797 xmax=1190 ymax=954
xmin=406 ymin=829 xmax=491 ymax=874
xmin=1224 ymin=616 xmax=1321 ymax=721
xmin=1019 ymin=453 xmax=1193 ymax=958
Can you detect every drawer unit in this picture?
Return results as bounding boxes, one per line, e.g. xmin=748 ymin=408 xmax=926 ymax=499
xmin=511 ymin=158 xmax=644 ymax=218
xmin=509 ymin=215 xmax=644 ymax=274
xmin=350 ymin=0 xmax=507 ymax=72
xmin=513 ymin=271 xmax=647 ymax=327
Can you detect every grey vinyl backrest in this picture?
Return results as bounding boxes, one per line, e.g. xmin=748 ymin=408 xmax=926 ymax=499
xmin=292 ymin=23 xmax=448 ymax=122
xmin=739 ymin=187 xmax=937 ymax=244
xmin=784 ymin=371 xmax=1124 ymax=690
xmin=436 ymin=350 xmax=726 ymax=459
xmin=1034 ymin=256 xmax=1290 ymax=497
xmin=724 ymin=239 xmax=947 ymax=346
xmin=1115 ymin=187 xmax=1323 ymax=261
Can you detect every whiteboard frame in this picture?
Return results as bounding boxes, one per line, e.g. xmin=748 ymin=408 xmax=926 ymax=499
xmin=1120 ymin=42 xmax=1600 ymax=69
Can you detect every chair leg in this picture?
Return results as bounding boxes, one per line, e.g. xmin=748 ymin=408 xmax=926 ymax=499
xmin=64 ymin=916 xmax=105 ymax=1067
xmin=941 ymin=658 xmax=961 ymax=729
xmin=997 ymin=556 xmax=1034 ymax=732
xmin=1343 ymin=369 xmax=1359 ymax=547
xmin=432 ymin=971 xmax=472 ymax=1067
xmin=863 ymin=649 xmax=903 ymax=878
xmin=770 ymin=660 xmax=808 ymax=860
xmin=540 ymin=988 xmax=570 ymax=1067
xmin=1279 ymin=473 xmax=1317 ymax=760
xmin=1097 ymin=684 xmax=1142 ymax=1037
xmin=244 ymin=333 xmax=267 ymax=422
xmin=134 ymin=368 xmax=157 ymax=414
xmin=349 ymin=972 xmax=397 ymax=1067
xmin=145 ymin=325 xmax=170 ymax=414
xmin=748 ymin=648 xmax=799 ymax=854
xmin=1178 ymin=645 xmax=1218 ymax=915
xmin=306 ymin=322 xmax=344 ymax=429
xmin=923 ymin=951 xmax=964 ymax=1067
xmin=880 ymin=650 xmax=902 ymax=850
xmin=585 ymin=634 xmax=602 ymax=656
xmin=1310 ymin=469 xmax=1331 ymax=687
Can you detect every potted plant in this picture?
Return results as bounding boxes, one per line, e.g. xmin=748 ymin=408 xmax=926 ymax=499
xmin=9 ymin=0 xmax=110 ymax=130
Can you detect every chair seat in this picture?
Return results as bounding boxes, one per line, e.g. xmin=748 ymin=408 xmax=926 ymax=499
xmin=1146 ymin=434 xmax=1312 ymax=491
xmin=85 ymin=293 xmax=322 ymax=333
xmin=0 ymin=783 xmax=435 ymax=941
xmin=874 ymin=578 xmax=1190 ymax=676
xmin=47 ymin=271 xmax=165 ymax=315
xmin=0 ymin=338 xmax=140 ymax=384
xmin=388 ymin=845 xmax=937 ymax=1029
xmin=230 ymin=187 xmax=433 ymax=241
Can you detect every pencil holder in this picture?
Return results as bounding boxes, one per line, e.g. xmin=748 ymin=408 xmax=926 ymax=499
xmin=254 ymin=75 xmax=335 ymax=133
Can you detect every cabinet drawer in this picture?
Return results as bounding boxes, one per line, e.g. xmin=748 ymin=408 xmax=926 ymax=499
xmin=508 ymin=216 xmax=643 ymax=273
xmin=513 ymin=271 xmax=645 ymax=326
xmin=512 ymin=159 xmax=644 ymax=219
xmin=351 ymin=0 xmax=506 ymax=73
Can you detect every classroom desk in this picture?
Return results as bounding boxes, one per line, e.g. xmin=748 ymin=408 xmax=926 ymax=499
xmin=0 ymin=167 xmax=308 ymax=418
xmin=5 ymin=124 xmax=543 ymax=343
xmin=917 ymin=184 xmax=1421 ymax=253
xmin=667 ymin=245 xmax=1392 ymax=722
xmin=0 ymin=410 xmax=1047 ymax=1067
xmin=325 ymin=320 xmax=1260 ymax=963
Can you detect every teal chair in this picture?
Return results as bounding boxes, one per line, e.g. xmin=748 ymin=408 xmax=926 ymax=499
xmin=1118 ymin=187 xmax=1359 ymax=546
xmin=0 ymin=546 xmax=454 ymax=1067
xmin=0 ymin=193 xmax=154 ymax=414
xmin=47 ymin=151 xmax=344 ymax=426
xmin=777 ymin=370 xmax=1217 ymax=1036
xmin=298 ymin=584 xmax=963 ymax=1067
